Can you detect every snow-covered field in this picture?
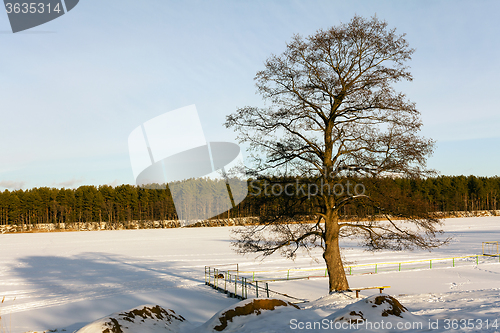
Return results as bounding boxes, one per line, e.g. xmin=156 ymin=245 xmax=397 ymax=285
xmin=0 ymin=217 xmax=499 ymax=332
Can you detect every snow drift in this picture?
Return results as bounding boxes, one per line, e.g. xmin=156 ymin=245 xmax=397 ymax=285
xmin=76 ymin=304 xmax=191 ymax=333
xmin=75 ymin=299 xmax=300 ymax=333
xmin=194 ymin=298 xmax=300 ymax=332
xmin=325 ymin=294 xmax=426 ymax=331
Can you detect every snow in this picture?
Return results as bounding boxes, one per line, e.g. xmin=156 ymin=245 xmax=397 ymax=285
xmin=323 ymin=293 xmax=426 ymax=332
xmin=193 ymin=298 xmax=300 ymax=333
xmin=76 ymin=305 xmax=191 ymax=333
xmin=0 ymin=217 xmax=499 ymax=332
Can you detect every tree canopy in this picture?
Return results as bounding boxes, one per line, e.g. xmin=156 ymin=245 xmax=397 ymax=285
xmin=1 ymin=175 xmax=499 ymax=227
xmin=226 ymin=15 xmax=445 ymax=292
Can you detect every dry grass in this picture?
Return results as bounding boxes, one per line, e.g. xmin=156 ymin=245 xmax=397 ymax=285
xmin=0 ymin=296 xmax=7 ymax=333
xmin=0 ymin=296 xmax=16 ymax=333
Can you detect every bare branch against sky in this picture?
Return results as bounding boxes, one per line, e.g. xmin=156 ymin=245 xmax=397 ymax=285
xmin=1 ymin=0 xmax=499 ymax=190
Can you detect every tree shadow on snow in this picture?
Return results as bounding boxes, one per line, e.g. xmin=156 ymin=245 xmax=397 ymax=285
xmin=9 ymin=252 xmax=231 ymax=331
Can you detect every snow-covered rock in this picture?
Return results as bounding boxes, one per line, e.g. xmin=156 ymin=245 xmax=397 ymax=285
xmin=75 ymin=304 xmax=191 ymax=333
xmin=193 ymin=298 xmax=299 ymax=332
xmin=324 ymin=294 xmax=426 ymax=331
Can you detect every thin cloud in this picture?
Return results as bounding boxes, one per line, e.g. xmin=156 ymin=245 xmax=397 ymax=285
xmin=53 ymin=178 xmax=85 ymax=188
xmin=0 ymin=180 xmax=26 ymax=190
xmin=107 ymin=179 xmax=121 ymax=187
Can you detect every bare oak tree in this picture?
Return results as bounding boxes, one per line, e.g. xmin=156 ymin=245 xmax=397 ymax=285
xmin=225 ymin=16 xmax=446 ymax=293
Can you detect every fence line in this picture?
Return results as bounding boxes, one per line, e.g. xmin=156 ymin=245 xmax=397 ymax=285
xmin=234 ymin=254 xmax=500 ymax=281
xmin=207 ymin=253 xmax=500 ymax=285
xmin=205 ymin=253 xmax=499 ymax=301
xmin=204 ymin=266 xmax=308 ymax=303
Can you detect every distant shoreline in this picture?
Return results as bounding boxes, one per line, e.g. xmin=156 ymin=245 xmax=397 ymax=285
xmin=1 ymin=210 xmax=499 ymax=234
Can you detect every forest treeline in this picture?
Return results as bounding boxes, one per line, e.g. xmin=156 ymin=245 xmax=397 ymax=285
xmin=0 ymin=175 xmax=499 ymax=226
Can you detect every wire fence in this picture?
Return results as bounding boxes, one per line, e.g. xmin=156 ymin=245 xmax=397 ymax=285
xmin=227 ymin=254 xmax=500 ymax=281
xmin=205 ymin=253 xmax=500 ymax=301
xmin=204 ymin=265 xmax=307 ymax=302
xmin=483 ymin=241 xmax=499 ymax=256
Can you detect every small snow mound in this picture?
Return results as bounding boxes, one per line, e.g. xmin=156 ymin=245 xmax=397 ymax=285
xmin=303 ymin=291 xmax=357 ymax=310
xmin=325 ymin=294 xmax=425 ymax=331
xmin=76 ymin=304 xmax=190 ymax=333
xmin=196 ymin=298 xmax=299 ymax=332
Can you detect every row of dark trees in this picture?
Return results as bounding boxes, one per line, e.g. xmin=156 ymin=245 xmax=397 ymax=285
xmin=0 ymin=185 xmax=176 ymax=226
xmin=0 ymin=175 xmax=499 ymax=226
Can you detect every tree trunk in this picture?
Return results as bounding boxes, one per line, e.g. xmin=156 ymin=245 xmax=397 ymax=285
xmin=323 ymin=210 xmax=350 ymax=292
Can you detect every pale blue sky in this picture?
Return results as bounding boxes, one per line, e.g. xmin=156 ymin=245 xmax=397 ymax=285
xmin=1 ymin=0 xmax=499 ymax=190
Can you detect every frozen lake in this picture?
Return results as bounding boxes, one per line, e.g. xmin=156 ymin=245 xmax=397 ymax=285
xmin=1 ymin=217 xmax=500 ymax=332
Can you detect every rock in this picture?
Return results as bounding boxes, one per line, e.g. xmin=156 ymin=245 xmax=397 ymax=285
xmin=195 ymin=298 xmax=299 ymax=332
xmin=325 ymin=294 xmax=425 ymax=330
xmin=76 ymin=304 xmax=191 ymax=333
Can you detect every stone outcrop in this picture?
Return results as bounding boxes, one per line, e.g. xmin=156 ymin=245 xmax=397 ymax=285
xmin=76 ymin=305 xmax=189 ymax=333
xmin=1 ymin=210 xmax=499 ymax=234
xmin=0 ymin=218 xmax=250 ymax=233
